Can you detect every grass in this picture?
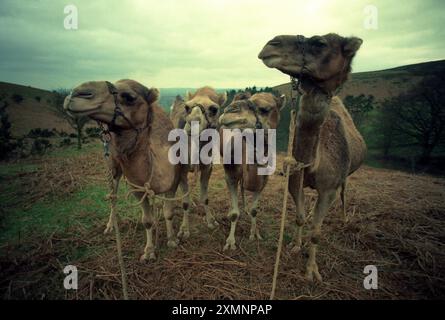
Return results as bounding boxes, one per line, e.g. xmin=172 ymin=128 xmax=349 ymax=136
xmin=1 ymin=142 xmax=445 ymax=300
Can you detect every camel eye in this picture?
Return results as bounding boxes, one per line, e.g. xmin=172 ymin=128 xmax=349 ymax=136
xmin=121 ymin=92 xmax=137 ymax=103
xmin=208 ymin=106 xmax=218 ymax=116
xmin=259 ymin=107 xmax=269 ymax=115
xmin=312 ymin=39 xmax=327 ymax=48
xmin=184 ymin=105 xmax=191 ymax=114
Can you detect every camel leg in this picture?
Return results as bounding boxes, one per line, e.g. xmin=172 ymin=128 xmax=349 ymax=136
xmin=305 ymin=189 xmax=336 ymax=282
xmin=223 ymin=173 xmax=240 ymax=251
xmin=104 ymin=160 xmax=122 ymax=234
xmin=340 ymin=181 xmax=347 ymax=223
xmin=140 ymin=197 xmax=156 ymax=262
xmin=163 ymin=191 xmax=179 ymax=248
xmin=177 ymin=169 xmax=191 ymax=239
xmin=200 ymin=164 xmax=219 ymax=229
xmin=249 ymin=192 xmax=263 ymax=240
xmin=288 ymin=172 xmax=305 ymax=253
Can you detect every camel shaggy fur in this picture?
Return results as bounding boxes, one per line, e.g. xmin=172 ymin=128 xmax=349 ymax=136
xmin=259 ymin=33 xmax=367 ymax=281
xmin=64 ymin=79 xmax=183 ymax=262
xmin=218 ymin=92 xmax=286 ymax=250
xmin=169 ymin=87 xmax=227 ymax=236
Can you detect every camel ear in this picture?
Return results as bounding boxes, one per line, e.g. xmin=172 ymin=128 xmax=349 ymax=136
xmin=277 ymin=94 xmax=287 ymax=110
xmin=218 ymin=91 xmax=228 ymax=107
xmin=144 ymin=88 xmax=160 ymax=105
xmin=343 ymin=37 xmax=363 ymax=58
xmin=170 ymin=95 xmax=184 ymax=112
xmin=233 ymin=92 xmax=251 ymax=102
xmin=185 ymin=90 xmax=194 ymax=101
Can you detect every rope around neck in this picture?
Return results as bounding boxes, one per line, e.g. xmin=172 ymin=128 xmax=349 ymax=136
xmin=270 ymin=78 xmax=311 ymax=300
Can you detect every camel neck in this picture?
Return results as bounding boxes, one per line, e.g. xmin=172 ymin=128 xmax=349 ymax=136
xmin=293 ymin=91 xmax=332 ymax=165
xmin=111 ymin=128 xmax=150 ymax=160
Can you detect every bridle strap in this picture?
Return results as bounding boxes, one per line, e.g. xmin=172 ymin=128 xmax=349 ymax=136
xmin=246 ymin=100 xmax=263 ymax=130
xmin=104 ymin=81 xmax=151 ymax=135
xmin=188 ymin=104 xmax=219 ymax=130
xmin=294 ymin=38 xmax=336 ymax=99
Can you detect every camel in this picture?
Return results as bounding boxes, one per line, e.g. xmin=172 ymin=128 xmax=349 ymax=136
xmin=218 ymin=92 xmax=286 ymax=250
xmin=169 ymin=87 xmax=227 ymax=236
xmin=64 ymin=79 xmax=183 ymax=262
xmin=258 ymin=33 xmax=367 ymax=281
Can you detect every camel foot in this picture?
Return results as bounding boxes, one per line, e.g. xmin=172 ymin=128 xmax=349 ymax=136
xmin=223 ymin=237 xmax=237 ymax=251
xmin=167 ymin=238 xmax=179 ymax=248
xmin=204 ymin=216 xmax=219 ymax=230
xmin=140 ymin=252 xmax=156 ymax=262
xmin=290 ymin=245 xmax=302 ymax=254
xmin=177 ymin=228 xmax=190 ymax=240
xmin=103 ymin=223 xmax=113 ymax=234
xmin=305 ymin=262 xmax=322 ymax=282
xmin=249 ymin=231 xmax=263 ymax=241
xmin=207 ymin=220 xmax=219 ymax=230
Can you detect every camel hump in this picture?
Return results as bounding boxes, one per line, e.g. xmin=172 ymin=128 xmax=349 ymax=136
xmin=329 ymin=97 xmax=367 ymax=173
xmin=149 ymin=104 xmax=178 ymax=193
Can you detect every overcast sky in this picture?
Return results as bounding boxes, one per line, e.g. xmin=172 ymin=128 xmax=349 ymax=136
xmin=0 ymin=0 xmax=444 ymax=90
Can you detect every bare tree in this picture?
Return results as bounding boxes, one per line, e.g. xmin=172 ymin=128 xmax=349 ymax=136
xmin=378 ymin=73 xmax=445 ymax=164
xmin=53 ymin=89 xmax=90 ymax=150
xmin=344 ymin=94 xmax=375 ymax=128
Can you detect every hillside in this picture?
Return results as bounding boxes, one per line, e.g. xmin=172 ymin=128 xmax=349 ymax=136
xmin=0 ymin=82 xmax=233 ymax=137
xmin=1 ymin=59 xmax=444 ymax=139
xmin=0 ymin=82 xmax=71 ymax=137
xmin=273 ymin=59 xmax=445 ymax=102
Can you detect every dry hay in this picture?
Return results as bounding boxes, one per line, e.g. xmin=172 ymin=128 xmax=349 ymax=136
xmin=1 ymin=150 xmax=445 ymax=299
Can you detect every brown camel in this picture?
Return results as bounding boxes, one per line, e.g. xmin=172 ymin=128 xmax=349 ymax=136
xmin=169 ymin=87 xmax=227 ymax=236
xmin=64 ymin=79 xmax=182 ymax=262
xmin=218 ymin=92 xmax=286 ymax=250
xmin=258 ymin=33 xmax=367 ymax=281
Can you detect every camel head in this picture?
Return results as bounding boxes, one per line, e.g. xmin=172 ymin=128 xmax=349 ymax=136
xmin=182 ymin=87 xmax=227 ymax=135
xmin=258 ymin=33 xmax=363 ymax=93
xmin=64 ymin=79 xmax=159 ymax=131
xmin=219 ymin=92 xmax=286 ymax=131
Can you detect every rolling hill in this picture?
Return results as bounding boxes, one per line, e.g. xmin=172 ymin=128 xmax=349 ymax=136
xmin=1 ymin=59 xmax=443 ymax=138
xmin=273 ymin=59 xmax=445 ymax=102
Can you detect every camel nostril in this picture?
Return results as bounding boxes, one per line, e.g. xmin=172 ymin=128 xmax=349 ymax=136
xmin=267 ymin=40 xmax=281 ymax=46
xmin=72 ymin=90 xmax=94 ymax=99
xmin=225 ymin=106 xmax=240 ymax=114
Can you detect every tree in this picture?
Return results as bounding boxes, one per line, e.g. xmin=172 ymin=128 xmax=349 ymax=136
xmin=344 ymin=94 xmax=375 ymax=128
xmin=0 ymin=100 xmax=16 ymax=159
xmin=53 ymin=89 xmax=90 ymax=150
xmin=378 ymin=73 xmax=445 ymax=164
xmin=373 ymin=99 xmax=402 ymax=158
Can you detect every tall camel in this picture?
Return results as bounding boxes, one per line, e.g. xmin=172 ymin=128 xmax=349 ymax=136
xmin=64 ymin=79 xmax=182 ymax=261
xmin=259 ymin=33 xmax=367 ymax=281
xmin=218 ymin=92 xmax=286 ymax=250
xmin=169 ymin=87 xmax=226 ymax=238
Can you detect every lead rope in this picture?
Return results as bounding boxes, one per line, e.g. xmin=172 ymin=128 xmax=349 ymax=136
xmin=100 ymin=125 xmax=129 ymax=300
xmin=270 ymin=77 xmax=306 ymax=300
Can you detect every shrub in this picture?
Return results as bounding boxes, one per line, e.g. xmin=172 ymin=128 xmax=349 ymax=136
xmin=59 ymin=138 xmax=72 ymax=147
xmin=0 ymin=102 xmax=16 ymax=160
xmin=28 ymin=128 xmax=55 ymax=138
xmin=85 ymin=127 xmax=101 ymax=138
xmin=31 ymin=139 xmax=52 ymax=155
xmin=35 ymin=96 xmax=41 ymax=102
xmin=12 ymin=94 xmax=24 ymax=104
xmin=69 ymin=133 xmax=77 ymax=138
